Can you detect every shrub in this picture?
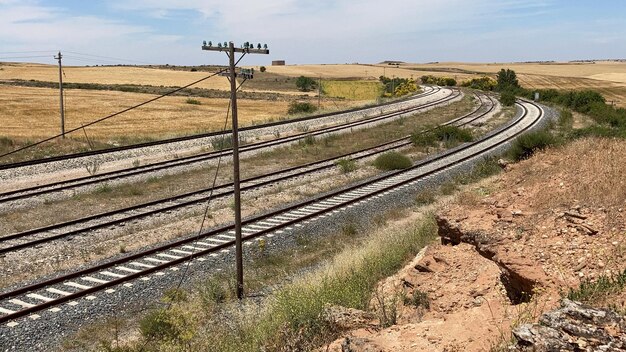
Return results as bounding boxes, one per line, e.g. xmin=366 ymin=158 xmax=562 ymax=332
xmin=335 ymin=159 xmax=357 ymax=173
xmin=419 ymin=75 xmax=456 ymax=86
xmin=461 ymin=77 xmax=497 ymax=91
xmin=411 ymin=126 xmax=473 ymax=147
xmin=433 ymin=125 xmax=473 ymax=143
xmin=259 ymin=66 xmax=266 ymax=72
xmin=499 ymin=90 xmax=516 ymax=106
xmin=405 ymin=289 xmax=430 ymax=309
xmin=373 ymin=151 xmax=412 ymax=170
xmin=295 ymin=76 xmax=317 ymax=92
xmin=299 ymin=134 xmax=316 ymax=146
xmin=288 ymin=101 xmax=317 ymax=115
xmin=186 ymin=98 xmax=202 ymax=105
xmin=211 ymin=135 xmax=233 ymax=150
xmin=139 ymin=308 xmax=194 ymax=342
xmin=508 ymin=130 xmax=557 ymax=161
xmin=558 ymin=109 xmax=573 ymax=129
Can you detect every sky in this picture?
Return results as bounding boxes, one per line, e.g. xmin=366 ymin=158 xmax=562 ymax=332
xmin=0 ymin=0 xmax=625 ymax=66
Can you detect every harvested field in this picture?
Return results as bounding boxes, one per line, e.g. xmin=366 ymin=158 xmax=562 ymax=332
xmin=0 ymin=85 xmax=291 ymax=140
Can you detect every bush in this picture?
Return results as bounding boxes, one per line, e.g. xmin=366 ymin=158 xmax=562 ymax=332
xmin=373 ymin=151 xmax=412 ymax=170
xmin=499 ymin=90 xmax=516 ymax=106
xmin=411 ymin=125 xmax=473 ymax=147
xmin=140 ymin=308 xmax=194 ymax=342
xmin=211 ymin=135 xmax=232 ymax=150
xmin=295 ymin=76 xmax=318 ymax=92
xmin=186 ymin=98 xmax=202 ymax=105
xmin=508 ymin=130 xmax=557 ymax=161
xmin=419 ymin=75 xmax=456 ymax=86
xmin=335 ymin=159 xmax=357 ymax=173
xmin=259 ymin=66 xmax=266 ymax=72
xmin=288 ymin=101 xmax=317 ymax=115
xmin=461 ymin=77 xmax=497 ymax=91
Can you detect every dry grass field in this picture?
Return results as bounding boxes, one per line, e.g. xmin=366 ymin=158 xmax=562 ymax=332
xmin=321 ymin=80 xmax=384 ymax=100
xmin=0 ymin=63 xmax=231 ymax=90
xmin=0 ymin=85 xmax=291 ymax=140
xmin=2 ymin=59 xmax=626 ymax=152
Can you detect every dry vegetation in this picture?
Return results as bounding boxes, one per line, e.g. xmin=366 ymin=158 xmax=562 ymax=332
xmin=401 ymin=61 xmax=626 ymax=107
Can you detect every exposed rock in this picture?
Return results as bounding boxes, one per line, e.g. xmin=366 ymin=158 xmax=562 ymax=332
xmin=323 ymin=304 xmax=377 ymax=331
xmin=511 ymin=299 xmax=626 ymax=351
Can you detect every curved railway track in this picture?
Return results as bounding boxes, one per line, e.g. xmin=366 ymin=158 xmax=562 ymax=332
xmin=0 ymin=87 xmax=439 ymax=172
xmin=0 ymin=94 xmax=494 ymax=255
xmin=0 ymin=97 xmax=542 ymax=325
xmin=0 ymin=87 xmax=457 ymax=204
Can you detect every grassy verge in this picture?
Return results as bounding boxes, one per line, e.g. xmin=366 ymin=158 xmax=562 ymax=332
xmin=63 ymin=212 xmax=437 ymax=351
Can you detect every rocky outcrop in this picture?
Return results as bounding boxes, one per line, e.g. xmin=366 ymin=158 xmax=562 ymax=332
xmin=511 ymin=299 xmax=626 ymax=351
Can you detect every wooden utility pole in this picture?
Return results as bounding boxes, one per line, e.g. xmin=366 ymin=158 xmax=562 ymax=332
xmin=318 ymin=76 xmax=322 ymax=109
xmin=202 ymin=41 xmax=269 ymax=300
xmin=54 ymin=51 xmax=65 ymax=138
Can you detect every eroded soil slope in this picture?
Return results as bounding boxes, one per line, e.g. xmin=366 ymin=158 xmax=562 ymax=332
xmin=325 ymin=138 xmax=626 ymax=351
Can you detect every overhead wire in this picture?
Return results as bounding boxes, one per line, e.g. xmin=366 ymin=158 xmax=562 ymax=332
xmin=64 ymin=51 xmax=156 ymax=65
xmin=0 ymin=69 xmax=227 ymax=160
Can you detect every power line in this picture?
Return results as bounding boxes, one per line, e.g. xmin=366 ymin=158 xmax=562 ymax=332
xmin=0 ymin=50 xmax=55 ymax=55
xmin=64 ymin=51 xmax=156 ymax=65
xmin=0 ymin=70 xmax=226 ymax=160
xmin=0 ymin=55 xmax=53 ymax=60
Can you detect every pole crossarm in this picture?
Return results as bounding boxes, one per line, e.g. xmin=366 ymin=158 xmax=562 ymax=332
xmin=202 ymin=45 xmax=269 ymax=55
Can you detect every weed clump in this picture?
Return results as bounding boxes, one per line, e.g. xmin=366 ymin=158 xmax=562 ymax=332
xmin=288 ymin=101 xmax=317 ymax=115
xmin=373 ymin=151 xmax=412 ymax=171
xmin=335 ymin=159 xmax=357 ymax=173
xmin=186 ymin=98 xmax=202 ymax=105
xmin=411 ymin=125 xmax=473 ymax=148
xmin=508 ymin=130 xmax=557 ymax=161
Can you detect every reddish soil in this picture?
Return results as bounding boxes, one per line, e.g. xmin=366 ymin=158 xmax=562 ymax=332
xmin=324 ymin=138 xmax=626 ymax=351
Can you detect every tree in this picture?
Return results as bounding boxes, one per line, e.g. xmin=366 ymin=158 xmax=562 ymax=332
xmin=259 ymin=66 xmax=266 ymax=72
xmin=496 ymin=69 xmax=520 ymax=91
xmin=295 ymin=76 xmax=317 ymax=92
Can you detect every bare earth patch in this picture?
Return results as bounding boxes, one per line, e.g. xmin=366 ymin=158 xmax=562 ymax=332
xmin=324 ymin=137 xmax=626 ymax=351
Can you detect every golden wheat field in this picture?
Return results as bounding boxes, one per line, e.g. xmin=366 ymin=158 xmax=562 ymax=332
xmin=0 ymin=85 xmax=291 ymax=140
xmin=0 ymin=63 xmax=231 ymax=90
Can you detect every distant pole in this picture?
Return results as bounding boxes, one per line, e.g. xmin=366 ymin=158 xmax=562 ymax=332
xmin=202 ymin=41 xmax=269 ymax=300
xmin=318 ymin=76 xmax=322 ymax=109
xmin=54 ymin=51 xmax=65 ymax=139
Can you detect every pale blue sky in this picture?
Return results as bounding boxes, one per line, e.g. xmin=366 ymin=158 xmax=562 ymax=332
xmin=0 ymin=0 xmax=625 ymax=66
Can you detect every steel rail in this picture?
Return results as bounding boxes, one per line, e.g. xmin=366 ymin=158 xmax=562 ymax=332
xmin=0 ymin=98 xmax=542 ymax=324
xmin=0 ymin=91 xmax=489 ymax=253
xmin=0 ymin=87 xmax=437 ymax=171
xmin=0 ymin=88 xmax=455 ymax=203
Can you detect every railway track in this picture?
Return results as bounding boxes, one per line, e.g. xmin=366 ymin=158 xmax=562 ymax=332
xmin=0 ymin=86 xmax=438 ymax=172
xmin=0 ymin=97 xmax=542 ymax=326
xmin=0 ymin=93 xmax=494 ymax=255
xmin=0 ymin=87 xmax=457 ymax=204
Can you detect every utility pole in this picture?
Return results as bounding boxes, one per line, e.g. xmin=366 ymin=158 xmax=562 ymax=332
xmin=54 ymin=51 xmax=65 ymax=138
xmin=318 ymin=76 xmax=322 ymax=109
xmin=202 ymin=41 xmax=269 ymax=300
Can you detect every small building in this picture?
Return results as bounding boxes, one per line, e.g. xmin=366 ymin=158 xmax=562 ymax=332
xmin=272 ymin=60 xmax=286 ymax=66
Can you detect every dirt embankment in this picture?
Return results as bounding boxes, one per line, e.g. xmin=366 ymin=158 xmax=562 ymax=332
xmin=324 ymin=138 xmax=626 ymax=351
